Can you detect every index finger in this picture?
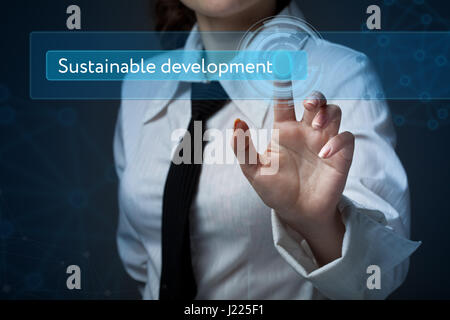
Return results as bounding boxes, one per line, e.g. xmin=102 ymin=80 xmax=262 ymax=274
xmin=301 ymin=91 xmax=327 ymax=126
xmin=273 ymin=80 xmax=296 ymax=122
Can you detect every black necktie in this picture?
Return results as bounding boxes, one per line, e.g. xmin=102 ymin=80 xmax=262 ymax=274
xmin=159 ymin=81 xmax=230 ymax=300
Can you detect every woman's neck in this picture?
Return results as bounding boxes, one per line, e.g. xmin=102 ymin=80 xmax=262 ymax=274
xmin=196 ymin=0 xmax=277 ymax=50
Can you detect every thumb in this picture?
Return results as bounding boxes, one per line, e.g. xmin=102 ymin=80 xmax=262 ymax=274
xmin=231 ymin=118 xmax=260 ymax=179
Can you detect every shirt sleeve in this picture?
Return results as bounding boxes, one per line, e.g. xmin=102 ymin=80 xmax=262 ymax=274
xmin=272 ymin=197 xmax=420 ymax=299
xmin=271 ymin=52 xmax=421 ymax=299
xmin=114 ymin=105 xmax=149 ymax=287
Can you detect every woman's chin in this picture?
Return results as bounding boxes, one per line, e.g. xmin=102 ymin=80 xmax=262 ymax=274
xmin=182 ymin=0 xmax=261 ymax=19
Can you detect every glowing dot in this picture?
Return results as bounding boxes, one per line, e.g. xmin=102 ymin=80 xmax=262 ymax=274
xmin=414 ymin=50 xmax=426 ymax=62
xmin=377 ymin=35 xmax=390 ymax=47
xmin=437 ymin=108 xmax=448 ymax=120
xmin=400 ymin=75 xmax=411 ymax=87
xmin=435 ymin=55 xmax=447 ymax=67
xmin=420 ymin=92 xmax=431 ymax=102
xmin=427 ymin=119 xmax=438 ymax=130
xmin=68 ymin=190 xmax=88 ymax=209
xmin=421 ymin=14 xmax=432 ymax=25
xmin=393 ymin=115 xmax=405 ymax=127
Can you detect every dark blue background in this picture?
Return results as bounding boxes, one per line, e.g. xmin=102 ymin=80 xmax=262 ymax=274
xmin=0 ymin=0 xmax=449 ymax=299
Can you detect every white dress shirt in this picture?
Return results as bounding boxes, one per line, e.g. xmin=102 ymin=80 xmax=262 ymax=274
xmin=114 ymin=1 xmax=420 ymax=300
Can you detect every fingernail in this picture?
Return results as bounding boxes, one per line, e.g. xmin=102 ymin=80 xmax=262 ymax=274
xmin=318 ymin=144 xmax=332 ymax=159
xmin=304 ymin=99 xmax=316 ymax=108
xmin=234 ymin=118 xmax=242 ymax=130
xmin=312 ymin=111 xmax=327 ymax=129
xmin=305 ymin=92 xmax=320 ymax=103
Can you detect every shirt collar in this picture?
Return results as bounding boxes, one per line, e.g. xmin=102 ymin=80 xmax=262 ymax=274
xmin=141 ymin=1 xmax=304 ymax=127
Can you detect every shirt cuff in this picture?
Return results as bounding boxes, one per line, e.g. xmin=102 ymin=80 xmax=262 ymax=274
xmin=271 ymin=195 xmax=421 ymax=299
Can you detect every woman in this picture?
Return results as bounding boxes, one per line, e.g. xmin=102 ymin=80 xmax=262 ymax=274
xmin=114 ymin=0 xmax=420 ymax=299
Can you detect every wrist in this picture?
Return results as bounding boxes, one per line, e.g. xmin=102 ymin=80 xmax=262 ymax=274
xmin=301 ymin=208 xmax=344 ymax=242
xmin=280 ymin=206 xmax=342 ymax=238
xmin=278 ymin=206 xmax=345 ymax=266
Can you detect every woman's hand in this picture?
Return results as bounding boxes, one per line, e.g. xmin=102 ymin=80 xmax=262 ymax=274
xmin=231 ymin=88 xmax=355 ymax=266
